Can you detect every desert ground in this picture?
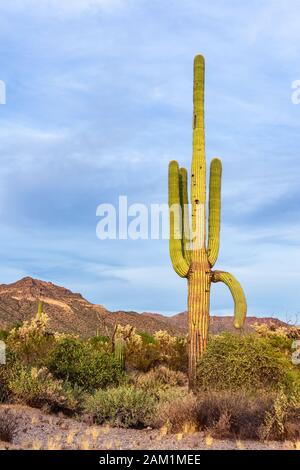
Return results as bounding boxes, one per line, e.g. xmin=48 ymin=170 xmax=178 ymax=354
xmin=0 ymin=405 xmax=297 ymax=451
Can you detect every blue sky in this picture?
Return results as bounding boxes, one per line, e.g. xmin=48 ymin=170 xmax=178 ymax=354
xmin=0 ymin=0 xmax=300 ymax=320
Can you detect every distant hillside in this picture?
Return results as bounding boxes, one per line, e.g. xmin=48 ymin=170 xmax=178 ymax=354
xmin=0 ymin=277 xmax=291 ymax=337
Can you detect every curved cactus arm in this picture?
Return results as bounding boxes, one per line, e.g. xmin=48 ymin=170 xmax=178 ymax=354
xmin=168 ymin=160 xmax=190 ymax=277
xmin=212 ymin=270 xmax=247 ymax=328
xmin=179 ymin=167 xmax=191 ymax=264
xmin=208 ymin=158 xmax=222 ymax=266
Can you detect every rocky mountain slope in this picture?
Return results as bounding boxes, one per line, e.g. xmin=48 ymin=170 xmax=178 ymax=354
xmin=0 ymin=277 xmax=290 ymax=337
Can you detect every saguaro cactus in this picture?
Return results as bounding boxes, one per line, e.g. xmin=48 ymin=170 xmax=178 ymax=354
xmin=168 ymin=55 xmax=247 ymax=388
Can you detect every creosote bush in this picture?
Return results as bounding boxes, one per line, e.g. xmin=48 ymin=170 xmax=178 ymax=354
xmin=85 ymin=385 xmax=156 ymax=428
xmin=47 ymin=338 xmax=123 ymax=391
xmin=197 ymin=333 xmax=295 ymax=391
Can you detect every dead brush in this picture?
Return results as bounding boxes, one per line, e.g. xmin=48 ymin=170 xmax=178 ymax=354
xmin=0 ymin=410 xmax=18 ymax=443
xmin=154 ymin=393 xmax=198 ymax=433
xmin=197 ymin=390 xmax=274 ymax=440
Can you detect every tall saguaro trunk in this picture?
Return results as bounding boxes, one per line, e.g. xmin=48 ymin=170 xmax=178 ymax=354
xmin=168 ymin=55 xmax=247 ymax=389
xmin=188 ymin=253 xmax=211 ymax=386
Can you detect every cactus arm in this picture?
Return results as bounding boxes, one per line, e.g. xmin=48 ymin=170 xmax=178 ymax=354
xmin=208 ymin=158 xmax=222 ymax=266
xmin=212 ymin=270 xmax=247 ymax=328
xmin=168 ymin=160 xmax=190 ymax=277
xmin=179 ymin=167 xmax=191 ymax=264
xmin=191 ymin=55 xmax=206 ymax=249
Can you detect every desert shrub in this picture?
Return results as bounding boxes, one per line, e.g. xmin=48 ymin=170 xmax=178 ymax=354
xmin=197 ymin=333 xmax=293 ymax=391
xmin=259 ymin=389 xmax=300 ymax=441
xmin=0 ymin=410 xmax=18 ymax=442
xmin=153 ymin=331 xmax=188 ymax=371
xmin=196 ymin=390 xmax=274 ymax=439
xmin=154 ymin=392 xmax=198 ymax=433
xmin=253 ymin=322 xmax=300 ymax=354
xmin=0 ymin=373 xmax=10 ymax=404
xmin=0 ymin=348 xmax=21 ymax=403
xmin=85 ymin=385 xmax=156 ymax=428
xmin=48 ymin=338 xmax=123 ymax=390
xmin=0 ymin=330 xmax=8 ymax=340
xmin=7 ymin=308 xmax=55 ymax=364
xmin=8 ymin=366 xmax=79 ymax=414
xmin=117 ymin=326 xmax=187 ymax=372
xmin=138 ymin=331 xmax=156 ymax=344
xmin=128 ymin=342 xmax=160 ymax=372
xmin=88 ymin=335 xmax=110 ymax=352
xmin=135 ymin=366 xmax=187 ymax=391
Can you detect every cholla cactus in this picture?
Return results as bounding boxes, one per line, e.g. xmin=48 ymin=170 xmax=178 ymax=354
xmin=9 ymin=300 xmax=49 ymax=342
xmin=168 ymin=55 xmax=247 ymax=387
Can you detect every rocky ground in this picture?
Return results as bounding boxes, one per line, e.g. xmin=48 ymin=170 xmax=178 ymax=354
xmin=0 ymin=405 xmax=298 ymax=451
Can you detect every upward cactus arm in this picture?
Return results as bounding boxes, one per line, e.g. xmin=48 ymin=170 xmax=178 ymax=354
xmin=212 ymin=270 xmax=247 ymax=328
xmin=179 ymin=167 xmax=191 ymax=264
xmin=191 ymin=55 xmax=206 ymax=247
xmin=208 ymin=158 xmax=222 ymax=266
xmin=168 ymin=160 xmax=190 ymax=277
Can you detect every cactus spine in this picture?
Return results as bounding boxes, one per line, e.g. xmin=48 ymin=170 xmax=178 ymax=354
xmin=168 ymin=55 xmax=247 ymax=388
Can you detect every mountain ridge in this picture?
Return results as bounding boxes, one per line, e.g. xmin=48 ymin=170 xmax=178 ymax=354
xmin=0 ymin=277 xmax=291 ymax=337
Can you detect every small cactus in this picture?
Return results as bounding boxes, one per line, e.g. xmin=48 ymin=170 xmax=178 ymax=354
xmin=37 ymin=300 xmax=43 ymax=317
xmin=168 ymin=55 xmax=247 ymax=388
xmin=114 ymin=338 xmax=125 ymax=370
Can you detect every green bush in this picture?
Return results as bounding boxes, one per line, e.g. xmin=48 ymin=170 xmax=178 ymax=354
xmin=85 ymin=385 xmax=156 ymax=428
xmin=8 ymin=366 xmax=78 ymax=414
xmin=135 ymin=366 xmax=187 ymax=392
xmin=48 ymin=338 xmax=123 ymax=390
xmin=127 ymin=342 xmax=160 ymax=372
xmin=138 ymin=331 xmax=156 ymax=344
xmin=0 ymin=330 xmax=8 ymax=341
xmin=88 ymin=335 xmax=110 ymax=352
xmin=127 ymin=333 xmax=188 ymax=372
xmin=196 ymin=333 xmax=295 ymax=391
xmin=0 ymin=348 xmax=21 ymax=403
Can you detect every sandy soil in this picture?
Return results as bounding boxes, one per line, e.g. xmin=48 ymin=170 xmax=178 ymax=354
xmin=0 ymin=404 xmax=297 ymax=450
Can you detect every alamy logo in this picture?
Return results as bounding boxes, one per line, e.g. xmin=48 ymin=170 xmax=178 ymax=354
xmin=0 ymin=80 xmax=6 ymax=104
xmin=0 ymin=340 xmax=6 ymax=364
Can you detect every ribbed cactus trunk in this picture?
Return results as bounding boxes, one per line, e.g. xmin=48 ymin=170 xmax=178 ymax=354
xmin=188 ymin=254 xmax=211 ymax=383
xmin=168 ymin=55 xmax=247 ymax=389
xmin=188 ymin=56 xmax=210 ymax=385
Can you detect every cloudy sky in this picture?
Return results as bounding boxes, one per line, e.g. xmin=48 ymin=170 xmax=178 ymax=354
xmin=0 ymin=0 xmax=300 ymax=320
